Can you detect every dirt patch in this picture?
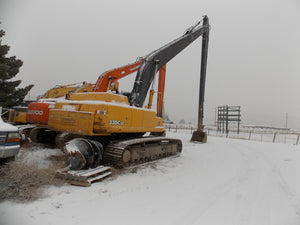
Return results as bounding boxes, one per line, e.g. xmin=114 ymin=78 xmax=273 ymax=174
xmin=0 ymin=160 xmax=65 ymax=203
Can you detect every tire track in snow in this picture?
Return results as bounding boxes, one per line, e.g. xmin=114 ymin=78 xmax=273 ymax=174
xmin=231 ymin=142 xmax=272 ymax=225
xmin=173 ymin=175 xmax=239 ymax=225
xmin=231 ymin=141 xmax=300 ymax=225
xmin=259 ymin=149 xmax=300 ymax=217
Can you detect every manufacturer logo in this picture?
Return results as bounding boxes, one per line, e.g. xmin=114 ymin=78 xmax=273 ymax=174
xmin=27 ymin=110 xmax=44 ymax=115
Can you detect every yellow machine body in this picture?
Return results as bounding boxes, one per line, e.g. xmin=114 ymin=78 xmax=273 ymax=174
xmin=43 ymin=82 xmax=94 ymax=99
xmin=8 ymin=107 xmax=28 ymax=124
xmin=48 ymin=93 xmax=164 ymax=136
xmin=14 ymin=111 xmax=27 ymax=124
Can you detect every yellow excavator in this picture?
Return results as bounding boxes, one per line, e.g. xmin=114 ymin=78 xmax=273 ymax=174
xmin=3 ymin=82 xmax=94 ymax=125
xmin=40 ymin=81 xmax=95 ymax=99
xmin=33 ymin=16 xmax=210 ymax=186
xmin=26 ymin=81 xmax=95 ymax=126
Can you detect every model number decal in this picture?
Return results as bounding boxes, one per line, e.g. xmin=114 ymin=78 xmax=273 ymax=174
xmin=109 ymin=120 xmax=125 ymax=126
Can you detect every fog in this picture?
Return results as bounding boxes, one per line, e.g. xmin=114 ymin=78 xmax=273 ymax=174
xmin=1 ymin=0 xmax=300 ymax=128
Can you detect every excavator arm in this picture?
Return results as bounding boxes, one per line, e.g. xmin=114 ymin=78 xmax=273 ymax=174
xmin=93 ymin=58 xmax=143 ymax=92
xmin=129 ymin=16 xmax=210 ymax=108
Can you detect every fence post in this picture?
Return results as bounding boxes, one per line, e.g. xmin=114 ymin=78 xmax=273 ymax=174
xmin=284 ymin=135 xmax=286 ymax=144
xmin=273 ymin=132 xmax=277 ymax=143
xmin=296 ymin=134 xmax=300 ymax=145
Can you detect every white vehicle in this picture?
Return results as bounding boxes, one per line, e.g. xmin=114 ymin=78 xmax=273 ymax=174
xmin=0 ymin=113 xmax=20 ymax=161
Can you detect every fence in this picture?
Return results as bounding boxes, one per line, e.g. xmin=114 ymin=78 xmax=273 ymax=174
xmin=164 ymin=124 xmax=300 ymax=145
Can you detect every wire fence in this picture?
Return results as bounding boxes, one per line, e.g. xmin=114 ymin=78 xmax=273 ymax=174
xmin=165 ymin=124 xmax=300 ymax=145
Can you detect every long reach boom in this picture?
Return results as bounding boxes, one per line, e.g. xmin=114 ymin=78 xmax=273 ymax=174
xmin=129 ymin=16 xmax=210 ymax=108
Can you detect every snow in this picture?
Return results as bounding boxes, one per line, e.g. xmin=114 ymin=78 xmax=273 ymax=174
xmin=58 ymin=99 xmax=138 ymax=108
xmin=39 ymin=94 xmax=156 ymax=112
xmin=17 ymin=145 xmax=62 ymax=169
xmin=1 ymin=132 xmax=300 ymax=225
xmin=53 ymin=97 xmax=154 ymax=111
xmin=0 ymin=117 xmax=18 ymax=132
xmin=38 ymin=97 xmax=66 ymax=102
xmin=64 ymin=139 xmax=81 ymax=154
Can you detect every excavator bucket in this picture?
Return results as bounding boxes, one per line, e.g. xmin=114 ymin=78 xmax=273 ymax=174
xmin=191 ymin=130 xmax=207 ymax=143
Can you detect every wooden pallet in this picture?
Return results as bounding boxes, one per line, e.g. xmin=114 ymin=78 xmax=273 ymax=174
xmin=56 ymin=166 xmax=112 ymax=187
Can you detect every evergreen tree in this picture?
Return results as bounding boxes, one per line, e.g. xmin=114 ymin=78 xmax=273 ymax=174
xmin=0 ymin=25 xmax=33 ymax=108
xmin=165 ymin=114 xmax=171 ymax=122
xmin=179 ymin=119 xmax=186 ymax=124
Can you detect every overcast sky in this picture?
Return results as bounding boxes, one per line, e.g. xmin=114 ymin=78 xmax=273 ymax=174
xmin=1 ymin=0 xmax=300 ymax=128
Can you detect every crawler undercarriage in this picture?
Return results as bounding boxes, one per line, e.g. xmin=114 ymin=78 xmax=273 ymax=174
xmin=29 ymin=128 xmax=182 ymax=186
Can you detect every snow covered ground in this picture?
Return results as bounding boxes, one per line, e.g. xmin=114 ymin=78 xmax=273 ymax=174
xmin=1 ymin=132 xmax=300 ymax=225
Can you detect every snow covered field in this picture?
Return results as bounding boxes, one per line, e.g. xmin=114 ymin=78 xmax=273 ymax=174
xmin=1 ymin=132 xmax=300 ymax=225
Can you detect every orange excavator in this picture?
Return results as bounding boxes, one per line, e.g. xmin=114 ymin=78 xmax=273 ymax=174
xmin=92 ymin=58 xmax=143 ymax=93
xmin=34 ymin=16 xmax=210 ymax=186
xmin=5 ymin=82 xmax=95 ymax=142
xmin=28 ymin=59 xmax=146 ymax=143
xmin=92 ymin=56 xmax=167 ymax=117
xmin=28 ymin=57 xmax=167 ymax=143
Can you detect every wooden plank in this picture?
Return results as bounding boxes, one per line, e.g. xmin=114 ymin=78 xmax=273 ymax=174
xmin=88 ymin=171 xmax=112 ymax=183
xmin=56 ymin=166 xmax=112 ymax=186
xmin=68 ymin=180 xmax=91 ymax=187
xmin=75 ymin=166 xmax=111 ymax=177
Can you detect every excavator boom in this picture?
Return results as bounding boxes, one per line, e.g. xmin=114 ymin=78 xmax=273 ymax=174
xmin=93 ymin=58 xmax=143 ymax=92
xmin=129 ymin=16 xmax=210 ymax=107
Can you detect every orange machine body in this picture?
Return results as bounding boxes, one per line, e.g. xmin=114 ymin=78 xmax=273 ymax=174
xmin=26 ymin=82 xmax=94 ymax=125
xmin=26 ymin=101 xmax=56 ymax=125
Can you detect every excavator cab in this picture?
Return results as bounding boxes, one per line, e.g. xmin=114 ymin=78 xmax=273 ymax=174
xmin=108 ymin=81 xmax=120 ymax=94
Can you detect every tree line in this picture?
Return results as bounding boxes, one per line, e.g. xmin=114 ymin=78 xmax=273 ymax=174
xmin=0 ymin=22 xmax=33 ymax=108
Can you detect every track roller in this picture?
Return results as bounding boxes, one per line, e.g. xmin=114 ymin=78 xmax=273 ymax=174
xmin=103 ymin=137 xmax=182 ymax=167
xmin=29 ymin=127 xmax=57 ymax=144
